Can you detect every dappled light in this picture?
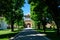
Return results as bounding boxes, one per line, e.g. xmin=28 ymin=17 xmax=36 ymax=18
xmin=12 ymin=28 xmax=49 ymax=40
xmin=26 ymin=34 xmax=46 ymax=36
xmin=0 ymin=0 xmax=60 ymax=40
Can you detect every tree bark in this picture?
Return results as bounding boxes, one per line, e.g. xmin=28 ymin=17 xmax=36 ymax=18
xmin=11 ymin=20 xmax=14 ymax=32
xmin=17 ymin=21 xmax=20 ymax=30
xmin=43 ymin=24 xmax=46 ymax=33
xmin=54 ymin=19 xmax=60 ymax=35
xmin=42 ymin=20 xmax=46 ymax=33
xmin=37 ymin=22 xmax=40 ymax=29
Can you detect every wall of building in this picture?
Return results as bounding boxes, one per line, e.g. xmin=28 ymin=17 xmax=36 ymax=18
xmin=0 ymin=17 xmax=7 ymax=29
xmin=24 ymin=20 xmax=32 ymax=28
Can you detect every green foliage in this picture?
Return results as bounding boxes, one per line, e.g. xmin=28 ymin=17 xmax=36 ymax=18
xmin=0 ymin=0 xmax=25 ymax=31
xmin=44 ymin=0 xmax=60 ymax=34
xmin=0 ymin=0 xmax=25 ymax=21
xmin=28 ymin=0 xmax=53 ymax=30
xmin=28 ymin=0 xmax=53 ymax=22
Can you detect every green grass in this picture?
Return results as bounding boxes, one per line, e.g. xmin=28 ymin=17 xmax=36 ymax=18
xmin=46 ymin=32 xmax=60 ymax=40
xmin=0 ymin=29 xmax=19 ymax=40
xmin=37 ymin=29 xmax=60 ymax=40
xmin=0 ymin=38 xmax=8 ymax=40
xmin=37 ymin=29 xmax=56 ymax=32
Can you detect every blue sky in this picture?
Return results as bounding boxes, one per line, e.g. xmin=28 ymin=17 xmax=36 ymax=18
xmin=22 ymin=0 xmax=30 ymax=15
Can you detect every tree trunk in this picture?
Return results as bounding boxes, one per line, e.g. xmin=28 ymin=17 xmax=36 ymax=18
xmin=37 ymin=22 xmax=40 ymax=29
xmin=11 ymin=20 xmax=14 ymax=32
xmin=42 ymin=21 xmax=46 ymax=33
xmin=43 ymin=24 xmax=46 ymax=33
xmin=17 ymin=21 xmax=20 ymax=30
xmin=54 ymin=20 xmax=60 ymax=35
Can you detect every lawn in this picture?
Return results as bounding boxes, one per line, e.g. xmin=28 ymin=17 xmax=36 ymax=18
xmin=0 ymin=29 xmax=19 ymax=40
xmin=46 ymin=32 xmax=60 ymax=40
xmin=0 ymin=26 xmax=24 ymax=40
xmin=37 ymin=29 xmax=60 ymax=40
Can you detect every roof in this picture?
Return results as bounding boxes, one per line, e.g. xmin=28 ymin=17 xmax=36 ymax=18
xmin=24 ymin=20 xmax=31 ymax=22
xmin=24 ymin=14 xmax=30 ymax=18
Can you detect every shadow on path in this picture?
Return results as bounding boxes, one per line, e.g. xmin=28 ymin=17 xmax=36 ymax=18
xmin=12 ymin=28 xmax=50 ymax=40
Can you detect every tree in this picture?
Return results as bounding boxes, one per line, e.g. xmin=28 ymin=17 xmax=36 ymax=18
xmin=15 ymin=9 xmax=23 ymax=29
xmin=28 ymin=0 xmax=43 ymax=29
xmin=28 ymin=0 xmax=47 ymax=31
xmin=44 ymin=0 xmax=60 ymax=35
xmin=28 ymin=0 xmax=54 ymax=32
xmin=0 ymin=0 xmax=25 ymax=31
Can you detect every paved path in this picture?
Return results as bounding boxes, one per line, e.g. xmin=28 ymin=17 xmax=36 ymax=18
xmin=12 ymin=28 xmax=50 ymax=40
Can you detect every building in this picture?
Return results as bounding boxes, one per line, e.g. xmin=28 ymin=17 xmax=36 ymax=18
xmin=0 ymin=17 xmax=7 ymax=29
xmin=24 ymin=14 xmax=32 ymax=28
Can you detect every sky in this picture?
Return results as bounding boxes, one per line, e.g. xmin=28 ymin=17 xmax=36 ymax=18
xmin=22 ymin=0 xmax=30 ymax=15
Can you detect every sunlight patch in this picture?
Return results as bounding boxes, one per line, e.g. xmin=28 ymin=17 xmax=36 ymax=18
xmin=26 ymin=34 xmax=46 ymax=36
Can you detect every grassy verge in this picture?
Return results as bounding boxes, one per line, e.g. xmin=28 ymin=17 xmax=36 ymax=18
xmin=0 ymin=28 xmax=23 ymax=40
xmin=46 ymin=32 xmax=60 ymax=40
xmin=36 ymin=29 xmax=60 ymax=40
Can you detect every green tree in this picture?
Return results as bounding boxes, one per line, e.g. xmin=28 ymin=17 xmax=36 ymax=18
xmin=44 ymin=0 xmax=60 ymax=35
xmin=0 ymin=0 xmax=25 ymax=31
xmin=28 ymin=0 xmax=43 ymax=29
xmin=28 ymin=0 xmax=53 ymax=32
xmin=15 ymin=9 xmax=23 ymax=29
xmin=28 ymin=0 xmax=47 ymax=31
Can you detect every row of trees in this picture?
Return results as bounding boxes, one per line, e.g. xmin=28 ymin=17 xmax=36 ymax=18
xmin=28 ymin=0 xmax=52 ymax=32
xmin=28 ymin=0 xmax=60 ymax=34
xmin=0 ymin=0 xmax=25 ymax=31
xmin=44 ymin=0 xmax=60 ymax=35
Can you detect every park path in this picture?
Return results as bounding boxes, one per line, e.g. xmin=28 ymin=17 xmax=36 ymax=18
xmin=12 ymin=28 xmax=50 ymax=40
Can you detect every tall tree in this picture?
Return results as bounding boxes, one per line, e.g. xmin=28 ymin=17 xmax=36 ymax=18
xmin=28 ymin=0 xmax=53 ymax=32
xmin=15 ymin=9 xmax=23 ymax=29
xmin=44 ymin=0 xmax=60 ymax=34
xmin=28 ymin=0 xmax=42 ymax=29
xmin=0 ymin=0 xmax=25 ymax=31
xmin=28 ymin=0 xmax=47 ymax=30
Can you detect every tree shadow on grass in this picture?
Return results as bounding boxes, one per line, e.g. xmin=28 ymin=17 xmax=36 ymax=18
xmin=40 ymin=32 xmax=60 ymax=40
xmin=36 ymin=29 xmax=60 ymax=40
xmin=46 ymin=32 xmax=60 ymax=40
xmin=0 ymin=32 xmax=18 ymax=39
